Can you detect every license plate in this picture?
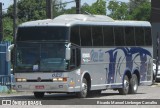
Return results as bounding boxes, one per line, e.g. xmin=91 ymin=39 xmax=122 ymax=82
xmin=35 ymin=85 xmax=44 ymax=89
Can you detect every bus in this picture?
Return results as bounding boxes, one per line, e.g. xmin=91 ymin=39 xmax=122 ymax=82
xmin=12 ymin=14 xmax=153 ymax=98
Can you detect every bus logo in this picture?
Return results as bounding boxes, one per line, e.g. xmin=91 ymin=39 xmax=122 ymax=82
xmin=37 ymin=77 xmax=42 ymax=82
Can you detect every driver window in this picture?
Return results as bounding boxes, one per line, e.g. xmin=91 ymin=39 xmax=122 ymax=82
xmin=70 ymin=47 xmax=81 ymax=70
xmin=70 ymin=48 xmax=76 ymax=69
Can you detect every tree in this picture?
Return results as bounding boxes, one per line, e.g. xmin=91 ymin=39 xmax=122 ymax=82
xmin=81 ymin=0 xmax=106 ymax=15
xmin=129 ymin=0 xmax=151 ymax=21
xmin=3 ymin=0 xmax=66 ymax=41
xmin=107 ymin=0 xmax=151 ymax=21
xmin=108 ymin=0 xmax=129 ymax=20
xmin=129 ymin=0 xmax=150 ymax=12
xmin=63 ymin=7 xmax=76 ymax=14
xmin=6 ymin=0 xmax=66 ymax=22
xmin=2 ymin=17 xmax=13 ymax=41
xmin=52 ymin=0 xmax=66 ymax=17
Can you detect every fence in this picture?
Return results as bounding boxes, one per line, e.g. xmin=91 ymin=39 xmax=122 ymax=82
xmin=0 ymin=75 xmax=12 ymax=90
xmin=0 ymin=41 xmax=12 ymax=91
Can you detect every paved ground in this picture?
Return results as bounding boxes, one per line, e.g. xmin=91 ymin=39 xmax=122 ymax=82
xmin=0 ymin=82 xmax=160 ymax=107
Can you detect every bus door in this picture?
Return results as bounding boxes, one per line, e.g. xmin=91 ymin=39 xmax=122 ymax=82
xmin=70 ymin=45 xmax=81 ymax=90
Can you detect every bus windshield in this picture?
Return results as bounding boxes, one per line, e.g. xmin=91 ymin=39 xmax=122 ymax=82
xmin=16 ymin=42 xmax=67 ymax=72
xmin=17 ymin=27 xmax=69 ymax=41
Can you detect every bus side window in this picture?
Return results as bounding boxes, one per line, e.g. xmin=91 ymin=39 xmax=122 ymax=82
xmin=125 ymin=27 xmax=135 ymax=46
xmin=80 ymin=26 xmax=92 ymax=46
xmin=144 ymin=27 xmax=152 ymax=46
xmin=135 ymin=27 xmax=145 ymax=46
xmin=76 ymin=48 xmax=81 ymax=67
xmin=103 ymin=26 xmax=114 ymax=46
xmin=92 ymin=26 xmax=103 ymax=46
xmin=114 ymin=27 xmax=125 ymax=46
xmin=71 ymin=26 xmax=80 ymax=45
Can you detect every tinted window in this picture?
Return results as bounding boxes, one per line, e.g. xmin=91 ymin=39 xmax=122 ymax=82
xmin=135 ymin=27 xmax=145 ymax=46
xmin=71 ymin=26 xmax=80 ymax=45
xmin=103 ymin=26 xmax=114 ymax=46
xmin=92 ymin=26 xmax=103 ymax=46
xmin=70 ymin=48 xmax=76 ymax=70
xmin=114 ymin=27 xmax=125 ymax=46
xmin=76 ymin=48 xmax=81 ymax=67
xmin=80 ymin=26 xmax=92 ymax=46
xmin=70 ymin=47 xmax=81 ymax=70
xmin=17 ymin=27 xmax=69 ymax=41
xmin=125 ymin=27 xmax=135 ymax=46
xmin=145 ymin=27 xmax=152 ymax=46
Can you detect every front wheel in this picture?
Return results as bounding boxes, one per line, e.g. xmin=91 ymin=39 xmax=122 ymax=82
xmin=118 ymin=75 xmax=129 ymax=95
xmin=129 ymin=74 xmax=138 ymax=94
xmin=77 ymin=78 xmax=88 ymax=98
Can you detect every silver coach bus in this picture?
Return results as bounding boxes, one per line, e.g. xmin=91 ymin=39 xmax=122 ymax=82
xmin=13 ymin=14 xmax=153 ymax=98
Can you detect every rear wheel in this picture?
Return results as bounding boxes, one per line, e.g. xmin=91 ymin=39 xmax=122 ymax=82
xmin=77 ymin=78 xmax=88 ymax=98
xmin=152 ymin=73 xmax=156 ymax=84
xmin=34 ymin=92 xmax=44 ymax=99
xmin=118 ymin=75 xmax=129 ymax=95
xmin=129 ymin=74 xmax=138 ymax=94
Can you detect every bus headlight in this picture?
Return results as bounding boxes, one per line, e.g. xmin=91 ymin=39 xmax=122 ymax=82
xmin=52 ymin=78 xmax=67 ymax=82
xmin=16 ymin=78 xmax=27 ymax=82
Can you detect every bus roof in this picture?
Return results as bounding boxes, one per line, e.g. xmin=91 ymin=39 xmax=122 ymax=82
xmin=19 ymin=14 xmax=151 ymax=27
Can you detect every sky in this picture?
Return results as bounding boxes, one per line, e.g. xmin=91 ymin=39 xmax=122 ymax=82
xmin=0 ymin=0 xmax=129 ymax=11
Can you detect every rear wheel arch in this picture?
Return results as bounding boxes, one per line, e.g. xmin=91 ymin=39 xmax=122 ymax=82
xmin=132 ymin=69 xmax=140 ymax=85
xmin=124 ymin=70 xmax=132 ymax=80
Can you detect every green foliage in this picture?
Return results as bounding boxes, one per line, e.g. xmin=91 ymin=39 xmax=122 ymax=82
xmin=3 ymin=0 xmax=65 ymax=41
xmin=129 ymin=1 xmax=151 ymax=21
xmin=108 ymin=0 xmax=129 ymax=20
xmin=1 ymin=0 xmax=151 ymax=42
xmin=7 ymin=0 xmax=46 ymax=22
xmin=52 ymin=0 xmax=66 ymax=17
xmin=107 ymin=0 xmax=151 ymax=21
xmin=2 ymin=17 xmax=13 ymax=41
xmin=63 ymin=7 xmax=76 ymax=14
xmin=82 ymin=0 xmax=106 ymax=15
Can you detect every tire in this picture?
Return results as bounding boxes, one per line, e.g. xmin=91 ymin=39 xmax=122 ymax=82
xmin=152 ymin=73 xmax=156 ymax=84
xmin=34 ymin=92 xmax=44 ymax=99
xmin=118 ymin=75 xmax=129 ymax=95
xmin=129 ymin=74 xmax=138 ymax=94
xmin=77 ymin=78 xmax=88 ymax=98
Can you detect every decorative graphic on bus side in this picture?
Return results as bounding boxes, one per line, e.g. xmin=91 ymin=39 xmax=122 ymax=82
xmin=90 ymin=49 xmax=104 ymax=62
xmin=105 ymin=47 xmax=152 ymax=84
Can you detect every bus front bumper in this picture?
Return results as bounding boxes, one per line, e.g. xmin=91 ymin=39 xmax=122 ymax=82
xmin=15 ymin=82 xmax=80 ymax=93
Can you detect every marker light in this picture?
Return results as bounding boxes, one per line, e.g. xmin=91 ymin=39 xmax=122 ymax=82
xmin=52 ymin=78 xmax=67 ymax=82
xmin=16 ymin=78 xmax=27 ymax=82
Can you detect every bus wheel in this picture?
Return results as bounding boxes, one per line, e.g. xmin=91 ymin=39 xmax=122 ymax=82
xmin=77 ymin=78 xmax=88 ymax=98
xmin=129 ymin=74 xmax=138 ymax=94
xmin=152 ymin=73 xmax=156 ymax=84
xmin=34 ymin=92 xmax=44 ymax=98
xmin=118 ymin=75 xmax=129 ymax=95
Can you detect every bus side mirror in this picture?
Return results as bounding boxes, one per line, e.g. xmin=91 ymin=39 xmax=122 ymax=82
xmin=65 ymin=43 xmax=71 ymax=60
xmin=6 ymin=44 xmax=14 ymax=62
xmin=66 ymin=47 xmax=71 ymax=60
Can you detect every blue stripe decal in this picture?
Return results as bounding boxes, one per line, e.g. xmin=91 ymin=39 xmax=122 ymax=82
xmin=105 ymin=47 xmax=152 ymax=83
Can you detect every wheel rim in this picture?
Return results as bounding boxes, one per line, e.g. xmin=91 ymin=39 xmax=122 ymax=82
xmin=133 ymin=79 xmax=138 ymax=91
xmin=82 ymin=82 xmax=87 ymax=95
xmin=124 ymin=79 xmax=129 ymax=91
